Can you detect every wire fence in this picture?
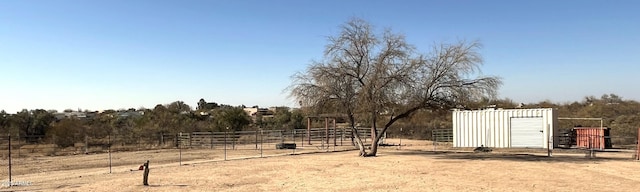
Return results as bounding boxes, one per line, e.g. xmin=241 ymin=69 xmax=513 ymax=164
xmin=0 ymin=127 xmax=388 ymax=185
xmin=1 ymin=127 xmax=638 ymax=186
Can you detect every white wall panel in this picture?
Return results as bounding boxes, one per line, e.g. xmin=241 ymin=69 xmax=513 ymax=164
xmin=453 ymin=108 xmax=557 ymax=148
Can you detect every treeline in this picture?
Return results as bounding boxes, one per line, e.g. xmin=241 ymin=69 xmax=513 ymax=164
xmin=1 ymin=94 xmax=639 ymax=147
xmin=387 ymin=93 xmax=640 ymax=140
xmin=0 ymin=99 xmax=305 ymax=147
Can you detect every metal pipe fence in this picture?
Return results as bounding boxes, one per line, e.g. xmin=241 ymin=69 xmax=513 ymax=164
xmin=1 ymin=127 xmax=393 ymax=184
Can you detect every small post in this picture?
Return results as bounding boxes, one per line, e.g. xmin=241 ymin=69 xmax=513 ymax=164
xmin=179 ymin=133 xmax=182 ymax=166
xmin=307 ymin=117 xmax=311 ymax=145
xmin=8 ymin=133 xmax=12 ymax=186
xmin=260 ymin=129 xmax=263 ymax=158
xmin=17 ymin=132 xmax=20 ymax=158
xmin=399 ymin=127 xmax=403 ymax=150
xmin=85 ymin=135 xmax=89 ymax=154
xmin=232 ymin=131 xmax=236 ymax=150
xmin=341 ymin=127 xmax=344 ymax=146
xmin=333 ymin=118 xmax=337 ymax=146
xmin=224 ymin=128 xmax=228 ymax=161
xmin=143 ymin=160 xmax=150 ymax=186
xmin=636 ymin=128 xmax=639 ymax=160
xmin=109 ymin=133 xmax=112 ymax=173
xmin=433 ymin=129 xmax=437 ymax=151
xmin=325 ymin=117 xmax=329 ymax=147
xmin=547 ymin=124 xmax=552 ymax=157
xmin=292 ymin=129 xmax=296 ymax=155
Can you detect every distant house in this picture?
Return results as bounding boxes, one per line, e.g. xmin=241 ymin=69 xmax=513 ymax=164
xmin=117 ymin=111 xmax=144 ymax=118
xmin=54 ymin=111 xmax=88 ymax=120
xmin=243 ymin=107 xmax=274 ymax=122
xmin=268 ymin=107 xmax=290 ymax=114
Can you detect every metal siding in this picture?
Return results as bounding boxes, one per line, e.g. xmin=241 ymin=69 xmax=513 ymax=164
xmin=453 ymin=108 xmax=556 ymax=148
xmin=575 ymin=128 xmax=606 ymax=149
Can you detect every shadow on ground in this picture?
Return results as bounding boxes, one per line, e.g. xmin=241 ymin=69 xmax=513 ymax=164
xmin=385 ymin=149 xmax=633 ymax=163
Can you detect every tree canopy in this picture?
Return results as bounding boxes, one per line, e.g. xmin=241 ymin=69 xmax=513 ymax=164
xmin=289 ymin=18 xmax=501 ymax=156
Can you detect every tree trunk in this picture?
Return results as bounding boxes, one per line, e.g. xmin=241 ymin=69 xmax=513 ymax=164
xmin=369 ymin=136 xmax=380 ymax=156
xmin=351 ymin=127 xmax=367 ymax=156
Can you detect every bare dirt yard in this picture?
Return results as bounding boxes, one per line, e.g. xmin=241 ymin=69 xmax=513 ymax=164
xmin=2 ymin=139 xmax=639 ymax=192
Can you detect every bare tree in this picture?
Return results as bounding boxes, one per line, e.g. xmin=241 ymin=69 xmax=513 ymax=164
xmin=289 ymin=18 xmax=501 ymax=156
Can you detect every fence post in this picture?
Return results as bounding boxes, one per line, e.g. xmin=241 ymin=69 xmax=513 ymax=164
xmin=325 ymin=118 xmax=329 ymax=147
xmin=399 ymin=127 xmax=403 ymax=150
xmin=224 ymin=129 xmax=228 ymax=161
xmin=340 ymin=127 xmax=344 ymax=146
xmin=8 ymin=133 xmax=12 ymax=186
xmin=431 ymin=129 xmax=436 ymax=151
xmin=636 ymin=128 xmax=639 ymax=160
xmin=17 ymin=132 xmax=20 ymax=158
xmin=109 ymin=133 xmax=112 ymax=173
xmin=547 ymin=124 xmax=552 ymax=157
xmin=142 ymin=160 xmax=150 ymax=186
xmin=292 ymin=129 xmax=296 ymax=155
xmin=260 ymin=129 xmax=263 ymax=158
xmin=307 ymin=117 xmax=311 ymax=145
xmin=178 ymin=133 xmax=182 ymax=166
xmin=333 ymin=119 xmax=337 ymax=146
xmin=84 ymin=135 xmax=88 ymax=154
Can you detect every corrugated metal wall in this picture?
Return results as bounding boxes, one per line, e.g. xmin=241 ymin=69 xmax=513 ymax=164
xmin=574 ymin=128 xmax=607 ymax=149
xmin=453 ymin=108 xmax=557 ymax=148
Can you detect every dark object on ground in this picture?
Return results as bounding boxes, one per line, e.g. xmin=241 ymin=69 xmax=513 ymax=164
xmin=276 ymin=143 xmax=297 ymax=149
xmin=474 ymin=145 xmax=493 ymax=153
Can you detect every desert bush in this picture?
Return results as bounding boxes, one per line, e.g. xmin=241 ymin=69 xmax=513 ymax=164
xmin=47 ymin=119 xmax=85 ymax=148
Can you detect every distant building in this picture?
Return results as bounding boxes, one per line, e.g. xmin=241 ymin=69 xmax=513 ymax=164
xmin=117 ymin=111 xmax=144 ymax=118
xmin=243 ymin=107 xmax=274 ymax=122
xmin=54 ymin=111 xmax=88 ymax=120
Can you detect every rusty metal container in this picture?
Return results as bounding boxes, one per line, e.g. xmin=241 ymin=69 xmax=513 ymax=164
xmin=574 ymin=127 xmax=610 ymax=150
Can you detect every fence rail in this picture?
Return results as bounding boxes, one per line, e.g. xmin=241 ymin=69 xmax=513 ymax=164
xmin=432 ymin=129 xmax=453 ymax=142
xmin=1 ymin=127 xmax=394 ymax=183
xmin=0 ymin=128 xmax=386 ymax=182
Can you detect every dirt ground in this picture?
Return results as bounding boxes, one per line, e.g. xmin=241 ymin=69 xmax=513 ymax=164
xmin=2 ymin=139 xmax=640 ymax=192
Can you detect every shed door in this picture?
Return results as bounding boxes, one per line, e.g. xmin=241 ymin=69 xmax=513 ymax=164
xmin=510 ymin=117 xmax=544 ymax=148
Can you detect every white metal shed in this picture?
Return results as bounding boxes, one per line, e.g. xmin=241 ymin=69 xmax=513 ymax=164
xmin=452 ymin=108 xmax=558 ymax=149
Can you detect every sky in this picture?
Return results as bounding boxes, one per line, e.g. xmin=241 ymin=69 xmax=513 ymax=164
xmin=1 ymin=0 xmax=639 ymax=113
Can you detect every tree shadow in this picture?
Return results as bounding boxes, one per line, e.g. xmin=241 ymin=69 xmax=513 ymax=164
xmin=145 ymin=184 xmax=189 ymax=187
xmin=387 ymin=150 xmax=632 ymax=163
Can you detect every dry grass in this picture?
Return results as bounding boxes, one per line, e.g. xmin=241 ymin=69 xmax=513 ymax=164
xmin=1 ymin=139 xmax=639 ymax=192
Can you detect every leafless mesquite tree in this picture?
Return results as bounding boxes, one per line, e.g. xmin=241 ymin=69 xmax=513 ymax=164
xmin=289 ymin=18 xmax=501 ymax=156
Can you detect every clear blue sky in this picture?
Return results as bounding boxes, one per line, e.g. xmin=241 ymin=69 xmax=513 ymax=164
xmin=1 ymin=0 xmax=638 ymax=113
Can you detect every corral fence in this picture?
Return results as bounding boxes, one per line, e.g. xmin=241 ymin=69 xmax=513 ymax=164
xmin=1 ymin=127 xmax=388 ymax=185
xmin=382 ymin=127 xmax=453 ymax=150
xmin=185 ymin=127 xmax=385 ymax=149
xmin=0 ymin=127 xmax=386 ymax=158
xmin=431 ymin=129 xmax=453 ymax=150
